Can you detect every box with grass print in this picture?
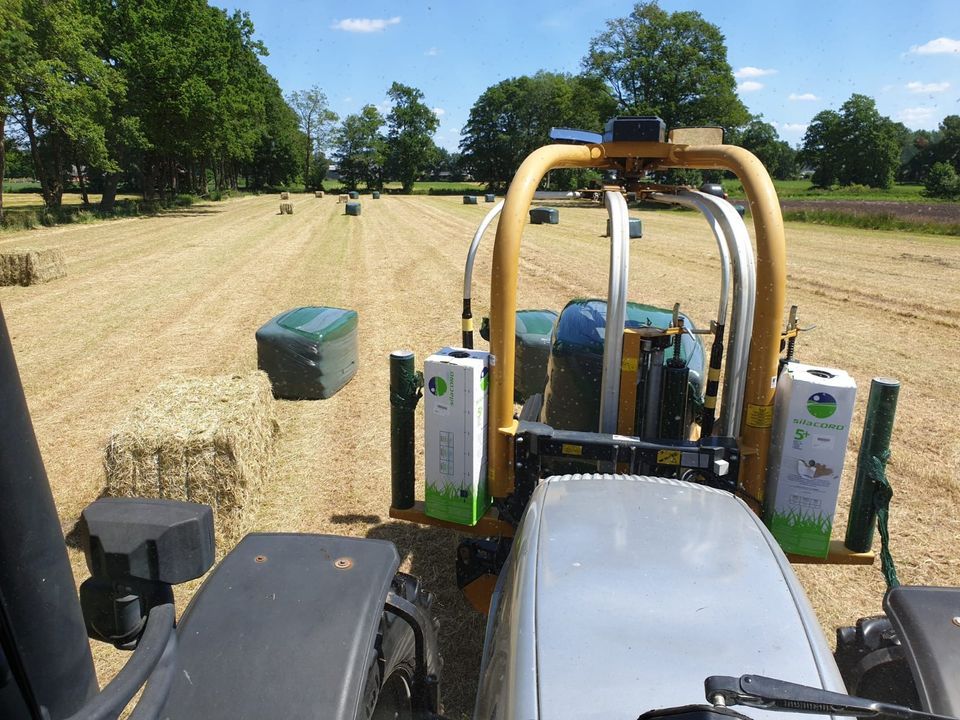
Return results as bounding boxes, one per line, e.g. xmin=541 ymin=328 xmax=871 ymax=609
xmin=424 ymin=347 xmax=491 ymax=525
xmin=765 ymin=362 xmax=856 ymax=558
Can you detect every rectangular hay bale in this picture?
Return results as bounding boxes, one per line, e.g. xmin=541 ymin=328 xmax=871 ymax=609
xmin=280 ymin=202 xmax=293 ymax=214
xmin=338 ymin=194 xmax=349 ymax=203
xmin=103 ymin=371 xmax=277 ymax=546
xmin=280 ymin=191 xmax=290 ymax=199
xmin=0 ymin=248 xmax=66 ymax=287
xmin=315 ymin=191 xmax=324 ymax=198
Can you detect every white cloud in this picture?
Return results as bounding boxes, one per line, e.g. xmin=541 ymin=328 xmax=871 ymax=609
xmin=331 ymin=16 xmax=401 ymax=33
xmin=735 ymin=66 xmax=777 ymax=79
xmin=425 ymin=47 xmax=439 ymax=56
xmin=908 ymin=37 xmax=960 ymax=55
xmin=897 ymin=106 xmax=936 ymax=126
xmin=738 ymin=81 xmax=764 ymax=92
xmin=779 ymin=122 xmax=809 ymax=134
xmin=788 ymin=92 xmax=818 ymax=101
xmin=906 ymin=81 xmax=950 ymax=93
xmin=431 ymin=107 xmax=446 ymax=117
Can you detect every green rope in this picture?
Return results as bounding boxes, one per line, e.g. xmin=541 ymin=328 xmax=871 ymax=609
xmin=390 ymin=369 xmax=423 ymax=411
xmin=868 ymin=449 xmax=900 ymax=589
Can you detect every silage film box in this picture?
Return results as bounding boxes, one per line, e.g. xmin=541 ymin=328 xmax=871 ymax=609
xmin=765 ymin=362 xmax=857 ymax=558
xmin=424 ymin=347 xmax=491 ymax=525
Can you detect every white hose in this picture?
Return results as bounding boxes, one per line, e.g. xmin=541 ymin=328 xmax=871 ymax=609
xmin=599 ymin=190 xmax=630 ymax=434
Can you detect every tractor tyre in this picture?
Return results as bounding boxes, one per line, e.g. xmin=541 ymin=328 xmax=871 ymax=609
xmin=360 ymin=572 xmax=441 ymax=720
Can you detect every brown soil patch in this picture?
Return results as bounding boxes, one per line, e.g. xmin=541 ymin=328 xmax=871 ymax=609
xmin=781 ymin=199 xmax=960 ymax=225
xmin=2 ymin=195 xmax=959 ymax=717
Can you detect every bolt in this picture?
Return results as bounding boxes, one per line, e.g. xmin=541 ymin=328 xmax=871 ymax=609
xmin=952 ymin=617 xmax=960 ymax=628
xmin=254 ymin=555 xmax=267 ymax=563
xmin=334 ymin=557 xmax=353 ymax=569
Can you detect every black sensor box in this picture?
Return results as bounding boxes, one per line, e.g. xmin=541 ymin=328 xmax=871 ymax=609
xmin=603 ymin=116 xmax=666 ymax=143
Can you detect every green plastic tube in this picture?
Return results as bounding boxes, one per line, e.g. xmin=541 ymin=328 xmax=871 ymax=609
xmin=390 ymin=350 xmax=422 ymax=509
xmin=845 ymin=378 xmax=900 ymax=552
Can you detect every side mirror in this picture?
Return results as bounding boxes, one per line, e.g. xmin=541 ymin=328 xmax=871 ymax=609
xmin=78 ymin=498 xmax=214 ymax=648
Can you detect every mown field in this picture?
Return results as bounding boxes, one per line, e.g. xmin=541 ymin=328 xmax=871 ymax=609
xmin=1 ymin=193 xmax=959 ymax=717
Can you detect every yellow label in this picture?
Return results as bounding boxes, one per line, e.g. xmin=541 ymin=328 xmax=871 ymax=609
xmin=657 ymin=450 xmax=681 ymax=465
xmin=621 ymin=357 xmax=638 ymax=372
xmin=561 ymin=443 xmax=583 ymax=456
xmin=462 ymin=317 xmax=474 ymax=331
xmin=745 ymin=403 xmax=774 ymax=428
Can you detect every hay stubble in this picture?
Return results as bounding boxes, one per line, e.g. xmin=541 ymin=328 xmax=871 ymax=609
xmin=2 ymin=193 xmax=959 ymax=717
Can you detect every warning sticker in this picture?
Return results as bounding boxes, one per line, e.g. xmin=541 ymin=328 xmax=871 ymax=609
xmin=745 ymin=403 xmax=774 ymax=428
xmin=621 ymin=357 xmax=638 ymax=372
xmin=657 ymin=450 xmax=681 ymax=465
xmin=561 ymin=443 xmax=583 ymax=456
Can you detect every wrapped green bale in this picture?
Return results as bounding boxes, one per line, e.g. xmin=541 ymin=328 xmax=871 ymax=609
xmin=256 ymin=306 xmax=359 ymax=400
xmin=529 ymin=207 xmax=559 ymax=224
xmin=372 ymin=191 xmax=381 ymax=199
xmin=542 ymin=299 xmax=705 ymax=432
xmin=349 ymin=190 xmax=359 ymax=199
xmin=0 ymin=247 xmax=66 ymax=286
xmin=463 ymin=195 xmax=478 ymax=205
xmin=515 ymin=309 xmax=559 ymax=402
xmin=485 ymin=193 xmax=496 ymax=202
xmin=345 ymin=201 xmax=361 ymax=216
xmin=103 ymin=371 xmax=276 ymax=547
xmin=605 ymin=217 xmax=643 ymax=238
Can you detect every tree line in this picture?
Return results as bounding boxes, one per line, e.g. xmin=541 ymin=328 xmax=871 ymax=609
xmin=4 ymin=0 xmax=960 ymax=224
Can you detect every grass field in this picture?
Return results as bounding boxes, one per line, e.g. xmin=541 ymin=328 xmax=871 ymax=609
xmin=726 ymin=178 xmax=931 ymax=202
xmin=2 ymin=193 xmax=959 ymax=717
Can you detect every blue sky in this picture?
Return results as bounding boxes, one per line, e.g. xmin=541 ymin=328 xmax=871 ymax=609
xmin=227 ymin=1 xmax=960 ymax=151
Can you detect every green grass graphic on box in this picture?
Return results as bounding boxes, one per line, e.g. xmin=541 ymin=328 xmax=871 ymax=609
xmin=425 ymin=480 xmax=490 ymax=525
xmin=768 ymin=509 xmax=833 ymax=557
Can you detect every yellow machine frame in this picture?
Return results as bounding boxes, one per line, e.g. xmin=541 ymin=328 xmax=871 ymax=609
xmin=390 ymin=136 xmax=873 ymax=568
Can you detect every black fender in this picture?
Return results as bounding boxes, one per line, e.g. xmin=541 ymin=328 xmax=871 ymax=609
xmin=159 ymin=533 xmax=436 ymax=719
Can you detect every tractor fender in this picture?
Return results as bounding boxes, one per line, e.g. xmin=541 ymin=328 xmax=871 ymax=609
xmin=159 ymin=533 xmax=419 ymax=719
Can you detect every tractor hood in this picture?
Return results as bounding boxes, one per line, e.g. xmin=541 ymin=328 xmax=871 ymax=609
xmin=475 ymin=474 xmax=844 ymax=720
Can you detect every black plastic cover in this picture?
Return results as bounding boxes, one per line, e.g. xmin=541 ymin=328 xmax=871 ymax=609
xmin=256 ymin=306 xmax=359 ymax=400
xmin=160 ymin=534 xmax=400 ymax=720
xmin=604 ymin=115 xmax=666 ymax=143
xmin=515 ymin=309 xmax=558 ymax=402
xmin=542 ymin=299 xmax=705 ymax=432
xmin=80 ymin=497 xmax=215 ymax=584
xmin=884 ymin=586 xmax=960 ymax=716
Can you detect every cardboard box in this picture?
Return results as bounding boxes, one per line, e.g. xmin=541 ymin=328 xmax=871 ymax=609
xmin=765 ymin=362 xmax=857 ymax=557
xmin=424 ymin=347 xmax=491 ymax=525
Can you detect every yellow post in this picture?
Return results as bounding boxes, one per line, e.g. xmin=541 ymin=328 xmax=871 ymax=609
xmin=487 ymin=143 xmax=609 ymax=498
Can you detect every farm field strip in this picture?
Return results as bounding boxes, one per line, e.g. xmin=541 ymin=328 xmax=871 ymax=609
xmin=1 ymin=193 xmax=958 ymax=717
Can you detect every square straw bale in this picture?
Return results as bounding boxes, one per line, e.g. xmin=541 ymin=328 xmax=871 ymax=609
xmin=0 ymin=247 xmax=66 ymax=286
xmin=103 ymin=371 xmax=277 ymax=546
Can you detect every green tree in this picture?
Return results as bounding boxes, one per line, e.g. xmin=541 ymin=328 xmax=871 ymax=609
xmin=334 ymin=105 xmax=385 ymax=191
xmin=800 ymin=95 xmax=901 ymax=189
xmin=582 ymin=1 xmax=748 ymax=131
xmin=0 ymin=0 xmax=31 ymax=221
xmin=384 ymin=82 xmax=439 ymax=193
xmin=9 ymin=0 xmax=121 ymax=209
xmin=932 ymin=115 xmax=960 ymax=169
xmin=923 ymin=161 xmax=960 ymax=199
xmin=460 ymin=71 xmax=616 ymax=189
xmin=733 ymin=119 xmax=798 ymax=180
xmin=288 ymin=86 xmax=337 ymax=189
